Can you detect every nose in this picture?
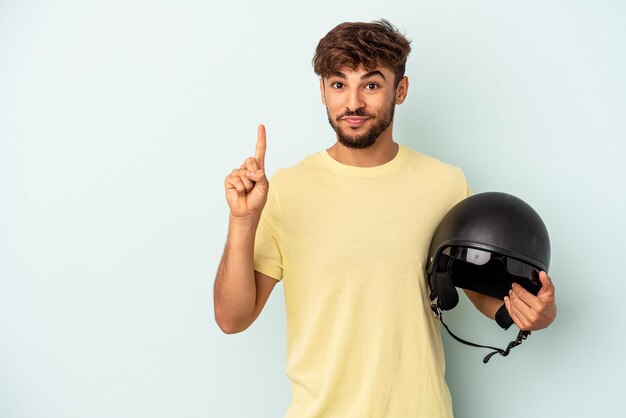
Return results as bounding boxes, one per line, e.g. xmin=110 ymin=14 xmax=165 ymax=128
xmin=345 ymin=87 xmax=365 ymax=112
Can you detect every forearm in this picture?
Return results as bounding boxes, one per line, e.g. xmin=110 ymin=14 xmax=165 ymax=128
xmin=214 ymin=215 xmax=260 ymax=333
xmin=463 ymin=289 xmax=503 ymax=320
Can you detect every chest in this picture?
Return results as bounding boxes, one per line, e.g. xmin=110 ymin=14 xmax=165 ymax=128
xmin=280 ymin=176 xmax=451 ymax=267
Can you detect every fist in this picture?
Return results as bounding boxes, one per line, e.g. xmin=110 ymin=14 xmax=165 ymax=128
xmin=224 ymin=124 xmax=269 ymax=219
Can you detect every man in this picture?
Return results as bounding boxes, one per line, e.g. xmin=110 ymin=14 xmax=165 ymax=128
xmin=214 ymin=20 xmax=556 ymax=418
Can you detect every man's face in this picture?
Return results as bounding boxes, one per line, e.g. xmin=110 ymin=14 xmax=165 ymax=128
xmin=320 ymin=66 xmax=408 ymax=149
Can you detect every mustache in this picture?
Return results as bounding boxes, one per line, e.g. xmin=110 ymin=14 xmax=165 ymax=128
xmin=336 ymin=109 xmax=375 ymax=122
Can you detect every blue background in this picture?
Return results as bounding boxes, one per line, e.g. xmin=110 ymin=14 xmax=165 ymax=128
xmin=1 ymin=1 xmax=625 ymax=417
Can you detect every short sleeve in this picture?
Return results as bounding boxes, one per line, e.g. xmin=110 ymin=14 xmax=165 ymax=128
xmin=455 ymin=167 xmax=474 ymax=200
xmin=466 ymin=179 xmax=474 ymax=197
xmin=254 ymin=185 xmax=283 ymax=281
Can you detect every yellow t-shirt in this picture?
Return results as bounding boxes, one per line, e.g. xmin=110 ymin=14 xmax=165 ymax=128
xmin=254 ymin=144 xmax=472 ymax=418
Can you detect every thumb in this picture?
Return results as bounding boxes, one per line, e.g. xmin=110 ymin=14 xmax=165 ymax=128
xmin=537 ymin=271 xmax=555 ymax=299
xmin=246 ymin=168 xmax=267 ymax=182
xmin=246 ymin=169 xmax=269 ymax=192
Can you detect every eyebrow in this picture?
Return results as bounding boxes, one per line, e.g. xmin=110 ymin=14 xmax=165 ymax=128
xmin=330 ymin=70 xmax=386 ymax=80
xmin=361 ymin=70 xmax=386 ymax=80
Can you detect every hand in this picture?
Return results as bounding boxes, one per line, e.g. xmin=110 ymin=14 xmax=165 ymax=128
xmin=224 ymin=124 xmax=269 ymax=219
xmin=504 ymin=271 xmax=556 ymax=331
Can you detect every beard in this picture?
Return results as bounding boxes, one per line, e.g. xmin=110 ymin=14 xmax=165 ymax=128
xmin=326 ymin=101 xmax=396 ymax=149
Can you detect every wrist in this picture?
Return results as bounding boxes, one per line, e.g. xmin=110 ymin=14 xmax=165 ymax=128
xmin=229 ymin=213 xmax=261 ymax=229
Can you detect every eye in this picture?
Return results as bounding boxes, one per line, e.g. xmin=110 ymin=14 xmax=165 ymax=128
xmin=365 ymin=83 xmax=379 ymax=90
xmin=331 ymin=82 xmax=344 ymax=89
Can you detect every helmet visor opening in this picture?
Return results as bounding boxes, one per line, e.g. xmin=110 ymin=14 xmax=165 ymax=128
xmin=440 ymin=246 xmax=541 ymax=298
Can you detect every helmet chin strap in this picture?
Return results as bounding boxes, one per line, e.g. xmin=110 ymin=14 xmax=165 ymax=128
xmin=430 ymin=299 xmax=531 ymax=363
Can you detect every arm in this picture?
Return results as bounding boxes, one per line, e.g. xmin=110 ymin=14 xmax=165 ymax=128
xmin=464 ymin=271 xmax=557 ymax=331
xmin=463 ymin=288 xmax=502 ymax=320
xmin=214 ymin=125 xmax=276 ymax=334
xmin=214 ymin=218 xmax=278 ymax=334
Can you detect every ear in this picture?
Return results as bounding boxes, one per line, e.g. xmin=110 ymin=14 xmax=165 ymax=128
xmin=319 ymin=78 xmax=327 ymax=105
xmin=395 ymin=76 xmax=409 ymax=105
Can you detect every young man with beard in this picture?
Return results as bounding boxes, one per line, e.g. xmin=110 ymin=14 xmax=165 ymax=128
xmin=214 ymin=20 xmax=556 ymax=418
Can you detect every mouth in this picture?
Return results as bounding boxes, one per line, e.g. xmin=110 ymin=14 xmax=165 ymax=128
xmin=340 ymin=116 xmax=371 ymax=128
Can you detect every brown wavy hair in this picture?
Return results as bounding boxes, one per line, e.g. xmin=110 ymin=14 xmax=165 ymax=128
xmin=312 ymin=19 xmax=412 ymax=87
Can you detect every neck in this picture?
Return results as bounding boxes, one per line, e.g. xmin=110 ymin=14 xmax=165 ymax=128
xmin=327 ymin=126 xmax=399 ymax=167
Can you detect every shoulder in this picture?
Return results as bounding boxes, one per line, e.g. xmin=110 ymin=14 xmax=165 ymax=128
xmin=401 ymin=145 xmax=467 ymax=182
xmin=399 ymin=145 xmax=471 ymax=203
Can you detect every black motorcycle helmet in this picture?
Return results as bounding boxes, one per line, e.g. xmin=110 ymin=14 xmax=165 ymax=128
xmin=425 ymin=192 xmax=551 ymax=363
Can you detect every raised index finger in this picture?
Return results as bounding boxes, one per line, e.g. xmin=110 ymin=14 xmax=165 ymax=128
xmin=255 ymin=124 xmax=266 ymax=169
